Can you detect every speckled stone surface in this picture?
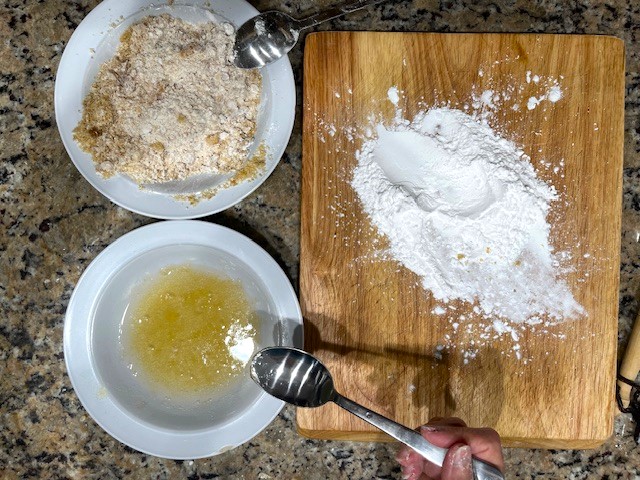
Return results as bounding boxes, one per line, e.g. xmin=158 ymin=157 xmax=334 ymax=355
xmin=2 ymin=0 xmax=640 ymax=478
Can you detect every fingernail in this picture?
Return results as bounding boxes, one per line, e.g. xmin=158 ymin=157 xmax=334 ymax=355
xmin=451 ymin=445 xmax=472 ymax=471
xmin=395 ymin=447 xmax=411 ymax=463
xmin=400 ymin=463 xmax=416 ymax=480
xmin=419 ymin=425 xmax=438 ymax=433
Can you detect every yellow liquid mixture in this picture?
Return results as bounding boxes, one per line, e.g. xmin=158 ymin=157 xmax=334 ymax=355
xmin=124 ymin=264 xmax=257 ymax=394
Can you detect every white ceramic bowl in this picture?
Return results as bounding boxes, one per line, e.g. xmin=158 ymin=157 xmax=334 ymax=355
xmin=64 ymin=221 xmax=303 ymax=459
xmin=54 ymin=0 xmax=295 ymax=219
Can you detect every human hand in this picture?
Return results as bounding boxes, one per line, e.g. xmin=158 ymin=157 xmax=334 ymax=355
xmin=396 ymin=417 xmax=504 ymax=480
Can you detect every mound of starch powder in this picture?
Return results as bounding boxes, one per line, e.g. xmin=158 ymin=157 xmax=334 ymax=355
xmin=351 ymin=107 xmax=583 ymax=324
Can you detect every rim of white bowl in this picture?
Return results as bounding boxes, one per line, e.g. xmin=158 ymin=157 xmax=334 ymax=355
xmin=63 ymin=220 xmax=303 ymax=459
xmin=54 ymin=0 xmax=296 ymax=220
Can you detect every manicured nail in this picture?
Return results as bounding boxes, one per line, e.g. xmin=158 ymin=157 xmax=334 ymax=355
xmin=419 ymin=425 xmax=438 ymax=433
xmin=451 ymin=444 xmax=472 ymax=470
xmin=396 ymin=448 xmax=411 ymax=463
xmin=400 ymin=463 xmax=420 ymax=480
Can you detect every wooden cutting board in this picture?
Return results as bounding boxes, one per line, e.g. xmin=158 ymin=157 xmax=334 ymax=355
xmin=299 ymin=32 xmax=625 ymax=449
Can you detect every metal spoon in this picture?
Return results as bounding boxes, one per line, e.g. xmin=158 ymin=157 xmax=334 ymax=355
xmin=250 ymin=347 xmax=504 ymax=480
xmin=234 ymin=0 xmax=390 ymax=69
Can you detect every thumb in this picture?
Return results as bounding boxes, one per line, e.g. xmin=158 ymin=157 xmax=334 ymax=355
xmin=441 ymin=444 xmax=473 ymax=480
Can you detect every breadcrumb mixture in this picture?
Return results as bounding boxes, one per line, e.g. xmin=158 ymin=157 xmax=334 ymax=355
xmin=74 ymin=14 xmax=262 ymax=184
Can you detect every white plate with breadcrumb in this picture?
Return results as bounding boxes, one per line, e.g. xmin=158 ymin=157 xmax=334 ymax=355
xmin=55 ymin=0 xmax=295 ymax=219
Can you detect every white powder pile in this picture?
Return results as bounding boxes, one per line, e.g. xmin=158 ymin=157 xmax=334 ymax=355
xmin=351 ymin=101 xmax=584 ymax=324
xmin=224 ymin=322 xmax=255 ymax=366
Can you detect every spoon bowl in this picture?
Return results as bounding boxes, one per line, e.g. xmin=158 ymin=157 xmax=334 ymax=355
xmin=234 ymin=0 xmax=390 ymax=69
xmin=250 ymin=346 xmax=335 ymax=407
xmin=234 ymin=12 xmax=300 ymax=69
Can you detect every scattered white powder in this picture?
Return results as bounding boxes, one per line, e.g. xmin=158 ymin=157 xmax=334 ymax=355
xmin=224 ymin=323 xmax=255 ymax=365
xmin=254 ymin=18 xmax=267 ymax=36
xmin=387 ymin=86 xmax=400 ymax=106
xmin=527 ymin=96 xmax=542 ymax=110
xmin=471 ymin=89 xmax=509 ymax=121
xmin=548 ymin=85 xmax=562 ymax=103
xmin=527 ymin=83 xmax=563 ymax=110
xmin=481 ymin=90 xmax=497 ymax=108
xmin=463 ymin=349 xmax=478 ymax=364
xmin=351 ymin=104 xmax=584 ymax=324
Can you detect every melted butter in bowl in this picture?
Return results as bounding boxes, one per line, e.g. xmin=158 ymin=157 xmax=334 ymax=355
xmin=123 ymin=265 xmax=257 ymax=396
xmin=91 ymin=243 xmax=277 ymax=431
xmin=66 ymin=209 xmax=302 ymax=458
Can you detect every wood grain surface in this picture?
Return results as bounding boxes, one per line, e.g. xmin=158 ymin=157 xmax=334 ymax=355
xmin=299 ymin=32 xmax=624 ymax=449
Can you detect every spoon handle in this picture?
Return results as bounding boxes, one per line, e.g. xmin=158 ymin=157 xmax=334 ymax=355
xmin=297 ymin=0 xmax=390 ymax=30
xmin=333 ymin=394 xmax=504 ymax=480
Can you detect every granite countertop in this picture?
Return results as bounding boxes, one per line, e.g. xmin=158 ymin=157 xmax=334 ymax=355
xmin=2 ymin=0 xmax=640 ymax=478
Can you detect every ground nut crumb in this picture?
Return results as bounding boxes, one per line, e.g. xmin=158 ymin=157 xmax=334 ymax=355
xmin=74 ymin=14 xmax=262 ymax=185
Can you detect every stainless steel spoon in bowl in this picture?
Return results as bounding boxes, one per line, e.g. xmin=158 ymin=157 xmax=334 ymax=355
xmin=234 ymin=0 xmax=390 ymax=69
xmin=251 ymin=347 xmax=504 ymax=480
